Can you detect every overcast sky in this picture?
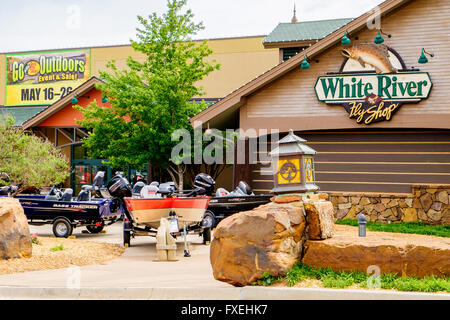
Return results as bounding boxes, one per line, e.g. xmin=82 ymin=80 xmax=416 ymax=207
xmin=1 ymin=0 xmax=385 ymax=53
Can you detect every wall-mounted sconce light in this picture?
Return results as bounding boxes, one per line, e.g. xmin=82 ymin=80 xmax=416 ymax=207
xmin=374 ymin=29 xmax=391 ymax=44
xmin=418 ymin=48 xmax=434 ymax=64
xmin=301 ymin=55 xmax=310 ymax=69
xmin=341 ymin=31 xmax=351 ymax=45
xmin=71 ymin=96 xmax=79 ymax=104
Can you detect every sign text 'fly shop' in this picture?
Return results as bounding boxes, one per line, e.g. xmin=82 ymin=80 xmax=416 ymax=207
xmin=314 ymin=44 xmax=433 ymax=125
xmin=5 ymin=49 xmax=90 ymax=106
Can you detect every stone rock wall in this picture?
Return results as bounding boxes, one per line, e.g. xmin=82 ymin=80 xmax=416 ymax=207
xmin=329 ymin=185 xmax=450 ymax=225
xmin=0 ymin=198 xmax=32 ymax=260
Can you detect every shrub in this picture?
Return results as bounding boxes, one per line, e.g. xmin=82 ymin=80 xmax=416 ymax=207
xmin=254 ymin=262 xmax=450 ymax=293
xmin=30 ymin=233 xmax=41 ymax=245
xmin=50 ymin=244 xmax=65 ymax=252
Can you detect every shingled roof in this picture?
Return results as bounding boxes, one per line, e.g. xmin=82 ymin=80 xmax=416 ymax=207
xmin=263 ymin=18 xmax=353 ymax=44
xmin=0 ymin=107 xmax=47 ymax=126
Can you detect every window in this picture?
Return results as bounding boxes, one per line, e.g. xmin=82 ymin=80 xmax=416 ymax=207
xmin=282 ymin=47 xmax=307 ymax=62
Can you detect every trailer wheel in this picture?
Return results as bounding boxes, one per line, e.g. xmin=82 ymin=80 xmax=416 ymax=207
xmin=86 ymin=225 xmax=104 ymax=234
xmin=202 ymin=228 xmax=211 ymax=245
xmin=202 ymin=210 xmax=216 ymax=229
xmin=52 ymin=218 xmax=73 ymax=238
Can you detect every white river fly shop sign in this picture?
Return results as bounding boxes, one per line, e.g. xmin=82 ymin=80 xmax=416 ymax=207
xmin=5 ymin=49 xmax=90 ymax=106
xmin=314 ymin=44 xmax=432 ymax=125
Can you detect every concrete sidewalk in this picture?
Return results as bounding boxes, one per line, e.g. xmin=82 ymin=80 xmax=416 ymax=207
xmin=0 ymin=224 xmax=227 ymax=288
xmin=1 ymin=286 xmax=449 ymax=300
xmin=0 ymin=224 xmax=449 ymax=300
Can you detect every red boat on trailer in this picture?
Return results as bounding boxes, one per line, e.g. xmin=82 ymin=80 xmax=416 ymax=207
xmin=123 ymin=196 xmax=210 ymax=229
xmin=106 ymin=173 xmax=215 ymax=249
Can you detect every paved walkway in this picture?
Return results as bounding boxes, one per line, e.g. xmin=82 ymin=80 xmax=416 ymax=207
xmin=0 ymin=224 xmax=228 ymax=288
xmin=0 ymin=224 xmax=449 ymax=300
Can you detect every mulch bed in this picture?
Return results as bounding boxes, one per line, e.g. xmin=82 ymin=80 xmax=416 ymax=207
xmin=0 ymin=237 xmax=124 ymax=275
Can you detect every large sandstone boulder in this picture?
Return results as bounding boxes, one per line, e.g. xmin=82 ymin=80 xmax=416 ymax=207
xmin=304 ymin=199 xmax=335 ymax=240
xmin=271 ymin=194 xmax=335 ymax=240
xmin=210 ymin=202 xmax=306 ymax=286
xmin=302 ymin=225 xmax=450 ymax=278
xmin=0 ymin=198 xmax=32 ymax=259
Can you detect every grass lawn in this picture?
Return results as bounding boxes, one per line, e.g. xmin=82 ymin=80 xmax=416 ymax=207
xmin=253 ymin=263 xmax=450 ymax=293
xmin=336 ymin=219 xmax=450 ymax=238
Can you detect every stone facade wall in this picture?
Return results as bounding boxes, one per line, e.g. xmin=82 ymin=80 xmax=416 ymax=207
xmin=329 ymin=185 xmax=450 ymax=225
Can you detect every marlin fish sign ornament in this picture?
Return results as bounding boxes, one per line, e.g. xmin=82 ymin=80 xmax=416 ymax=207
xmin=314 ymin=43 xmax=432 ymax=125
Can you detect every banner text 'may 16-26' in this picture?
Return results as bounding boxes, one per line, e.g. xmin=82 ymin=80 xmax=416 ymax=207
xmin=5 ymin=49 xmax=90 ymax=106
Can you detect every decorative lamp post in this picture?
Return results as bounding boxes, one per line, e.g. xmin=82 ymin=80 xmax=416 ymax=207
xmin=269 ymin=129 xmax=319 ymax=195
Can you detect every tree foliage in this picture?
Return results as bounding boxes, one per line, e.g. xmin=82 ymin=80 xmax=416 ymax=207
xmin=75 ymin=0 xmax=220 ymax=187
xmin=0 ymin=115 xmax=70 ymax=196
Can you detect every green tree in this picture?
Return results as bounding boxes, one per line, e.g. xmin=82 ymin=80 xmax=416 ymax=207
xmin=171 ymin=127 xmax=237 ymax=188
xmin=76 ymin=0 xmax=220 ymax=188
xmin=0 ymin=115 xmax=70 ymax=196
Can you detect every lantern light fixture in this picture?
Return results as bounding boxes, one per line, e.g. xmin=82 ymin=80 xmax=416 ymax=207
xmin=269 ymin=129 xmax=319 ymax=195
xmin=300 ymin=55 xmax=310 ymax=69
xmin=418 ymin=48 xmax=434 ymax=64
xmin=374 ymin=29 xmax=391 ymax=44
xmin=341 ymin=31 xmax=351 ymax=45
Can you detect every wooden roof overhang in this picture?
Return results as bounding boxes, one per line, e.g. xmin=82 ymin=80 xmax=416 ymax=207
xmin=22 ymin=76 xmax=104 ymax=130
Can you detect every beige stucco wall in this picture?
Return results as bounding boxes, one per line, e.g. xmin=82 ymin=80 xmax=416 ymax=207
xmin=0 ymin=54 xmax=4 ymax=106
xmin=196 ymin=37 xmax=279 ymax=98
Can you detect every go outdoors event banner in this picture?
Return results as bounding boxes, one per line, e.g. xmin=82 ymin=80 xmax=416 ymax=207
xmin=5 ymin=49 xmax=90 ymax=106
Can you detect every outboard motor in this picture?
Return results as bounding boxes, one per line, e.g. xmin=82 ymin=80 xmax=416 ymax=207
xmin=107 ymin=174 xmax=132 ymax=199
xmin=193 ymin=173 xmax=216 ymax=196
xmin=60 ymin=188 xmax=73 ymax=202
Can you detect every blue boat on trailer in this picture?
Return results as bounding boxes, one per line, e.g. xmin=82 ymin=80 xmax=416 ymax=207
xmin=0 ymin=172 xmax=124 ymax=238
